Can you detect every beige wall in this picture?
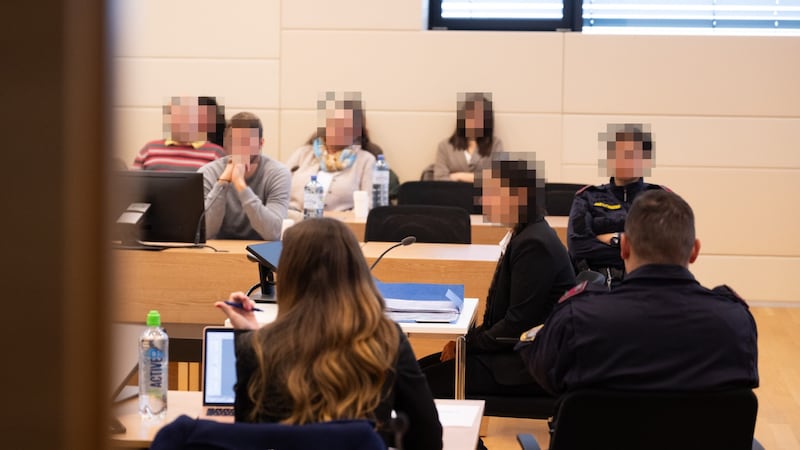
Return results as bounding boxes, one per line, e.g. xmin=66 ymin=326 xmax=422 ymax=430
xmin=111 ymin=0 xmax=800 ymax=304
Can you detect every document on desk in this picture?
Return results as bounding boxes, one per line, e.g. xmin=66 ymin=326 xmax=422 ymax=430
xmin=376 ymin=281 xmax=464 ymax=323
xmin=436 ymin=403 xmax=482 ymax=427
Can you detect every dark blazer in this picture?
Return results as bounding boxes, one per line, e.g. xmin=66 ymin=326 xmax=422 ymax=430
xmin=234 ymin=327 xmax=443 ymax=450
xmin=467 ymin=217 xmax=576 ymax=385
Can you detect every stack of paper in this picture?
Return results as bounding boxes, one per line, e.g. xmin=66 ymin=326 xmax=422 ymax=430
xmin=375 ymin=281 xmax=465 ymax=323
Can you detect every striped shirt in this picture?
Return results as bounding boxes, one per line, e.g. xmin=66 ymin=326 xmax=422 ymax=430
xmin=132 ymin=139 xmax=226 ymax=171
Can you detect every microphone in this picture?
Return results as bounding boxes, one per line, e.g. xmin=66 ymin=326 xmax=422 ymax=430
xmin=369 ymin=236 xmax=416 ymax=271
xmin=194 ymin=181 xmax=230 ymax=246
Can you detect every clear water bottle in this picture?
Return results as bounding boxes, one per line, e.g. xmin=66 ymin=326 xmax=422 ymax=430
xmin=372 ymin=155 xmax=390 ymax=208
xmin=303 ymin=175 xmax=324 ymax=219
xmin=139 ymin=310 xmax=168 ymax=419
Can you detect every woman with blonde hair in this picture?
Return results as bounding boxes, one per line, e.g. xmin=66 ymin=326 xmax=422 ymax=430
xmin=216 ymin=218 xmax=443 ymax=450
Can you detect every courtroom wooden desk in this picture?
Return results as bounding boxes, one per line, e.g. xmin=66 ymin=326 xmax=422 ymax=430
xmin=110 ymin=391 xmax=485 ymax=450
xmin=113 ymin=241 xmax=500 ymax=327
xmin=326 ymin=210 xmax=569 ymax=246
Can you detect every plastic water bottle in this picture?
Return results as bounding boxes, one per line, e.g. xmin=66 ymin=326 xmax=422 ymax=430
xmin=372 ymin=155 xmax=390 ymax=208
xmin=303 ymin=175 xmax=324 ymax=219
xmin=139 ymin=310 xmax=168 ymax=419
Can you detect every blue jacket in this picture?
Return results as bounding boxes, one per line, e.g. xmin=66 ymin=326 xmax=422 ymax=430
xmin=150 ymin=415 xmax=386 ymax=450
xmin=567 ymin=178 xmax=663 ymax=270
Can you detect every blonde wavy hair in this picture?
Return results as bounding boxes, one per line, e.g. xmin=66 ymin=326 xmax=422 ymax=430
xmin=246 ymin=218 xmax=399 ymax=424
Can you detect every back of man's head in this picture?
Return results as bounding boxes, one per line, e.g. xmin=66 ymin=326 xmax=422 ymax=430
xmin=625 ymin=190 xmax=695 ymax=265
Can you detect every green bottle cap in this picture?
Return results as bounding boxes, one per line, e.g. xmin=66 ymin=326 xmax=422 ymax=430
xmin=146 ymin=310 xmax=161 ymax=327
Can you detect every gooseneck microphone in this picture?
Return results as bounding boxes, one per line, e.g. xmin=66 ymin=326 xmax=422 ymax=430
xmin=369 ymin=236 xmax=416 ymax=271
xmin=193 ymin=181 xmax=230 ymax=247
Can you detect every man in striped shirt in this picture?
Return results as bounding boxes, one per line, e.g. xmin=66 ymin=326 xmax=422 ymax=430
xmin=133 ymin=96 xmax=226 ymax=171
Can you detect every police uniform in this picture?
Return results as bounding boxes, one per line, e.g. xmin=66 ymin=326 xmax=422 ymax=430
xmin=567 ymin=178 xmax=664 ymax=282
xmin=517 ymin=264 xmax=759 ymax=396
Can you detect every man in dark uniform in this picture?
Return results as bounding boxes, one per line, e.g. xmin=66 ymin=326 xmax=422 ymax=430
xmin=518 ymin=190 xmax=758 ymax=396
xmin=568 ymin=123 xmax=665 ymax=287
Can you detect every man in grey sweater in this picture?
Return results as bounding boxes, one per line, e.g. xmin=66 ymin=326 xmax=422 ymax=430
xmin=198 ymin=112 xmax=290 ymax=240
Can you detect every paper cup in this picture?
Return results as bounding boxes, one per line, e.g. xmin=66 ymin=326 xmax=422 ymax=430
xmin=353 ymin=191 xmax=369 ymax=219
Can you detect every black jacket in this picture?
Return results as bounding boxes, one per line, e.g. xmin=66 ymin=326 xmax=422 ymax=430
xmin=234 ymin=327 xmax=443 ymax=450
xmin=519 ymin=264 xmax=759 ymax=395
xmin=466 ymin=217 xmax=576 ymax=385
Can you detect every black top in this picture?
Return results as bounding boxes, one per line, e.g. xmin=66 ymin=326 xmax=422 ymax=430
xmin=520 ymin=264 xmax=759 ymax=395
xmin=567 ymin=177 xmax=663 ymax=270
xmin=234 ymin=327 xmax=443 ymax=450
xmin=466 ymin=217 xmax=577 ymax=385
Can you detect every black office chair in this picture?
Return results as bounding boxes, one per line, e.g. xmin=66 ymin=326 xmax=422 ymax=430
xmin=517 ymin=389 xmax=759 ymax=450
xmin=397 ymin=181 xmax=481 ymax=215
xmin=151 ymin=415 xmax=386 ymax=450
xmin=544 ymin=183 xmax=585 ymax=216
xmin=364 ymin=205 xmax=471 ymax=244
xmin=470 ymin=273 xmax=607 ymax=421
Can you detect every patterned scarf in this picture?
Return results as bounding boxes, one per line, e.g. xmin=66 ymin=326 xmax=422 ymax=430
xmin=313 ymin=138 xmax=357 ymax=172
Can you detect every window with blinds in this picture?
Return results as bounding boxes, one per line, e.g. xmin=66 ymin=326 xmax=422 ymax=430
xmin=428 ymin=0 xmax=800 ymax=35
xmin=428 ymin=0 xmax=582 ymax=31
xmin=583 ymin=0 xmax=800 ymax=35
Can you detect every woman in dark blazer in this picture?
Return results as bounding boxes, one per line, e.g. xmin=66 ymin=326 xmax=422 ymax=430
xmin=420 ymin=154 xmax=576 ymax=398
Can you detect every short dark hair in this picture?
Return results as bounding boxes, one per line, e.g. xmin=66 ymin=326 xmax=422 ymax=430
xmin=229 ymin=111 xmax=263 ymax=139
xmin=625 ymin=190 xmax=695 ymax=265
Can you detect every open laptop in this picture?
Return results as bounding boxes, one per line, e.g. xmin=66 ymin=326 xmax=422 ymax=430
xmin=200 ymin=327 xmax=237 ymax=422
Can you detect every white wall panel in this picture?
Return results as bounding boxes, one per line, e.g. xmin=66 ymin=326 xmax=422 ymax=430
xmin=281 ymin=0 xmax=421 ymax=30
xmin=563 ymin=34 xmax=800 ymax=117
xmin=691 ymin=255 xmax=800 ymax=304
xmin=111 ymin=0 xmax=280 ymax=58
xmin=655 ymin=168 xmax=799 ymax=257
xmin=280 ymin=31 xmax=564 ymax=112
xmin=113 ymin=58 xmax=280 ymax=108
xmin=563 ymin=115 xmax=800 ymax=168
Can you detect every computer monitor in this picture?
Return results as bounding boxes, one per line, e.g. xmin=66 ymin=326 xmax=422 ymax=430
xmin=112 ymin=170 xmax=206 ymax=245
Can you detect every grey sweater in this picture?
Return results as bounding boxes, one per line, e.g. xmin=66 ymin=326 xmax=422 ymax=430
xmin=198 ymin=155 xmax=291 ymax=240
xmin=433 ymin=137 xmax=504 ymax=181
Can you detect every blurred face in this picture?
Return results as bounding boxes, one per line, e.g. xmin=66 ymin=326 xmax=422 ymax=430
xmin=481 ymin=169 xmax=527 ymax=225
xmin=464 ymin=101 xmax=485 ymax=139
xmin=198 ymin=104 xmax=216 ymax=134
xmin=230 ymin=127 xmax=261 ymax=166
xmin=165 ymin=98 xmax=203 ymax=143
xmin=608 ymin=136 xmax=645 ymax=179
xmin=325 ymin=108 xmax=357 ymax=149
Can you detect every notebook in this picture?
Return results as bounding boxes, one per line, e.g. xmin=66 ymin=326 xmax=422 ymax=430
xmin=200 ymin=327 xmax=237 ymax=422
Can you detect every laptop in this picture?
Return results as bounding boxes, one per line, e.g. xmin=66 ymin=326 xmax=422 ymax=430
xmin=200 ymin=327 xmax=237 ymax=422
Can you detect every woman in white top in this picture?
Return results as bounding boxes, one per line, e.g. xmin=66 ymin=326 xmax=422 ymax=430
xmin=286 ymin=92 xmax=376 ymax=222
xmin=430 ymin=92 xmax=503 ymax=183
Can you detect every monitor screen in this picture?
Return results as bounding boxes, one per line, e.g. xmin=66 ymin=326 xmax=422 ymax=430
xmin=112 ymin=170 xmax=205 ymax=244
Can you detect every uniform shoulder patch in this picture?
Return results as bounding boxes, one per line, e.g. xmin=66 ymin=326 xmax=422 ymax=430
xmin=575 ymin=184 xmax=594 ymax=195
xmin=558 ymin=280 xmax=588 ymax=303
xmin=712 ymin=284 xmax=747 ymax=306
xmin=648 ymin=183 xmax=671 ymax=193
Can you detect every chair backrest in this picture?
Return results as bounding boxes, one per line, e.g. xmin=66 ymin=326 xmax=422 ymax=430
xmin=364 ymin=205 xmax=471 ymax=244
xmin=544 ymin=183 xmax=585 ymax=216
xmin=150 ymin=415 xmax=386 ymax=450
xmin=549 ymin=389 xmax=758 ymax=450
xmin=397 ymin=181 xmax=481 ymax=215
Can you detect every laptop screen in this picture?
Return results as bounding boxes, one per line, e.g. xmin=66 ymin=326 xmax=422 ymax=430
xmin=202 ymin=328 xmax=237 ymax=406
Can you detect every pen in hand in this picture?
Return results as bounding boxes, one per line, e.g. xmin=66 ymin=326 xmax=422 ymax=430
xmin=223 ymin=300 xmax=264 ymax=312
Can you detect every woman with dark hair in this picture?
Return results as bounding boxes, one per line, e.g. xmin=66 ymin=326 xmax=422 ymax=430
xmin=216 ymin=218 xmax=443 ymax=450
xmin=419 ymin=153 xmax=576 ymax=402
xmin=198 ymin=96 xmax=226 ymax=149
xmin=428 ymin=92 xmax=504 ymax=182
